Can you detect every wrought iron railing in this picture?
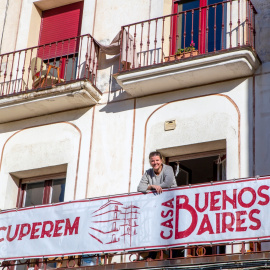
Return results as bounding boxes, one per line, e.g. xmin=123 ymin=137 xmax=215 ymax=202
xmin=1 ymin=240 xmax=270 ymax=269
xmin=0 ymin=34 xmax=99 ymax=98
xmin=119 ymin=0 xmax=257 ymax=72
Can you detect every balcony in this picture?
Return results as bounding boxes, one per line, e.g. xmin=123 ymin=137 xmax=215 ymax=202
xmin=1 ymin=175 xmax=270 ymax=269
xmin=2 ymin=243 xmax=270 ymax=269
xmin=114 ymin=0 xmax=260 ymax=97
xmin=0 ymin=34 xmax=101 ymax=123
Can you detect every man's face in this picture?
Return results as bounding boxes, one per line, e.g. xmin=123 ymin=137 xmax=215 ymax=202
xmin=150 ymin=155 xmax=162 ymax=172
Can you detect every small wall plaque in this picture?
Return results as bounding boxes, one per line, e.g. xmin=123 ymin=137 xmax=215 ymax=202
xmin=164 ymin=120 xmax=176 ymax=131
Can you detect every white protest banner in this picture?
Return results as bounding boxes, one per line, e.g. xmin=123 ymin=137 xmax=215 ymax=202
xmin=1 ymin=176 xmax=270 ymax=260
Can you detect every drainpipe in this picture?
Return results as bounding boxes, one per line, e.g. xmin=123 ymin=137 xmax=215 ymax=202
xmin=0 ymin=0 xmax=9 ymax=54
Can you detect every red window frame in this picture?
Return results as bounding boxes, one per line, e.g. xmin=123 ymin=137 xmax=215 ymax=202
xmin=171 ymin=0 xmax=223 ymax=55
xmin=16 ymin=174 xmax=66 ymax=208
xmin=171 ymin=0 xmax=207 ymax=54
xmin=37 ymin=1 xmax=84 ymax=79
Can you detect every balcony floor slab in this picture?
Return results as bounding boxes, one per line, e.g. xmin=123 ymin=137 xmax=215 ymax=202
xmin=0 ymin=80 xmax=101 ymax=123
xmin=115 ymin=48 xmax=260 ymax=97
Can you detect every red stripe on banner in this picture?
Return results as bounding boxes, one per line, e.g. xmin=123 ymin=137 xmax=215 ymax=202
xmin=89 ymin=233 xmax=103 ymax=244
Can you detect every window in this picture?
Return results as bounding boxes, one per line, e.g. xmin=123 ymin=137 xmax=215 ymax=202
xmin=167 ymin=149 xmax=226 ymax=257
xmin=167 ymin=149 xmax=226 ymax=186
xmin=171 ymin=0 xmax=226 ymax=54
xmin=37 ymin=2 xmax=84 ymax=80
xmin=11 ymin=174 xmax=66 ymax=270
xmin=17 ymin=174 xmax=66 ymax=208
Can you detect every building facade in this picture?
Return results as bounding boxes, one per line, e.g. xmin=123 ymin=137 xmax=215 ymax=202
xmin=0 ymin=0 xmax=270 ymax=269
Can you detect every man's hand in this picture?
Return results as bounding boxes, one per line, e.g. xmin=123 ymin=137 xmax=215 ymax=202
xmin=148 ymin=185 xmax=163 ymax=194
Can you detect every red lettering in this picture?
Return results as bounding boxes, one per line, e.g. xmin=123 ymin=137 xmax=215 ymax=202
xmin=236 ymin=211 xmax=247 ymax=232
xmin=222 ymin=189 xmax=237 ymax=210
xmin=161 ymin=210 xmax=173 ymax=218
xmin=210 ymin=191 xmax=221 ymax=211
xmin=7 ymin=225 xmax=19 ymax=242
xmin=162 ymin=198 xmax=174 ymax=209
xmin=40 ymin=221 xmax=54 ymax=238
xmin=18 ymin=223 xmax=31 ymax=240
xmin=30 ymin=222 xmax=42 ymax=239
xmin=64 ymin=217 xmax=80 ymax=236
xmin=216 ymin=213 xmax=221 ymax=234
xmin=53 ymin=220 xmax=65 ymax=237
xmin=161 ymin=218 xmax=173 ymax=229
xmin=197 ymin=214 xmax=214 ymax=235
xmin=195 ymin=193 xmax=209 ymax=212
xmin=175 ymin=195 xmax=198 ymax=239
xmin=160 ymin=230 xmax=173 ymax=239
xmin=222 ymin=212 xmax=235 ymax=232
xmin=249 ymin=209 xmax=261 ymax=230
xmin=258 ymin=185 xmax=270 ymax=206
xmin=238 ymin=187 xmax=256 ymax=208
xmin=0 ymin=226 xmax=7 ymax=242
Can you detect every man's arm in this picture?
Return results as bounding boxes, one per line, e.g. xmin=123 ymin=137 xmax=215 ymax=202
xmin=137 ymin=172 xmax=163 ymax=193
xmin=137 ymin=172 xmax=150 ymax=192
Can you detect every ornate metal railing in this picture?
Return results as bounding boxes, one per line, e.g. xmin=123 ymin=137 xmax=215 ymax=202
xmin=119 ymin=0 xmax=257 ymax=72
xmin=1 ymin=240 xmax=270 ymax=269
xmin=0 ymin=34 xmax=99 ymax=98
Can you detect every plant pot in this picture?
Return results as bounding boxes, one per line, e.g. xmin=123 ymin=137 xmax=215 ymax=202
xmin=182 ymin=50 xmax=199 ymax=58
xmin=164 ymin=50 xmax=198 ymax=62
xmin=164 ymin=55 xmax=182 ymax=62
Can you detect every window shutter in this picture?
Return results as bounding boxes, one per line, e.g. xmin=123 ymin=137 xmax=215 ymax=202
xmin=38 ymin=1 xmax=84 ymax=59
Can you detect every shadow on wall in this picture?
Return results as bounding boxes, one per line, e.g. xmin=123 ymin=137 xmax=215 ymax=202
xmin=0 ymin=107 xmax=91 ymax=134
xmin=100 ymin=77 xmax=247 ymax=114
xmin=253 ymin=0 xmax=270 ymax=63
xmin=98 ymin=52 xmax=134 ymax=109
xmin=98 ymin=52 xmax=122 ymax=92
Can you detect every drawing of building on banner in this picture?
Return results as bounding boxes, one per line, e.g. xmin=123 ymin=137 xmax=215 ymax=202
xmin=89 ymin=200 xmax=140 ymax=246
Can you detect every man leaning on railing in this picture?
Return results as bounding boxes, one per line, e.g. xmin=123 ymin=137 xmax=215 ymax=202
xmin=137 ymin=151 xmax=177 ymax=194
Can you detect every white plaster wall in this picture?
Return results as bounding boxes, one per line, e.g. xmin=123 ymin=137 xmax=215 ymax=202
xmin=0 ymin=107 xmax=94 ymax=209
xmin=255 ymin=63 xmax=270 ymax=176
xmin=0 ymin=0 xmax=21 ymax=54
xmin=252 ymin=0 xmax=270 ymax=62
xmin=128 ymin=78 xmax=252 ymax=192
xmin=145 ymin=97 xmax=237 ymax=166
xmin=92 ymin=0 xmax=166 ymax=92
xmin=80 ymin=0 xmax=96 ymax=36
xmin=0 ymin=123 xmax=80 ymax=209
xmin=11 ymin=0 xmax=32 ymax=51
xmin=86 ymin=100 xmax=134 ymax=198
xmin=93 ymin=0 xmax=164 ymax=42
xmin=252 ymin=0 xmax=270 ymax=177
xmin=0 ymin=0 xmax=268 ymax=210
xmin=0 ymin=0 xmax=6 ymax=28
xmin=0 ymin=0 xmax=7 ymax=49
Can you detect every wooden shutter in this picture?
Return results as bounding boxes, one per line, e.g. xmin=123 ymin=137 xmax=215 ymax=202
xmin=38 ymin=1 xmax=84 ymax=59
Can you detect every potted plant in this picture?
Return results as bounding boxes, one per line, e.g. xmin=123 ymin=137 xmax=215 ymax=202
xmin=164 ymin=41 xmax=199 ymax=62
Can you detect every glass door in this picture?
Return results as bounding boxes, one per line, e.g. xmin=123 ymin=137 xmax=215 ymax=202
xmin=171 ymin=0 xmax=226 ymax=55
